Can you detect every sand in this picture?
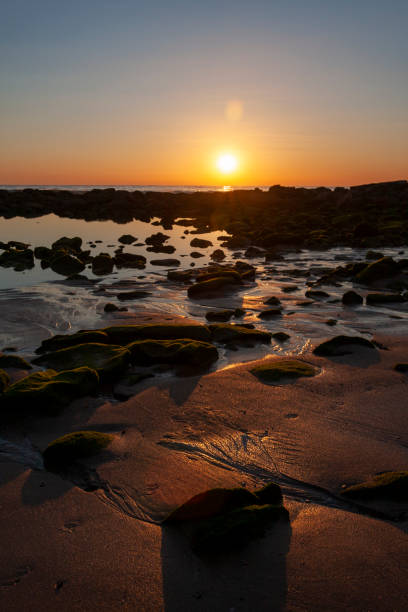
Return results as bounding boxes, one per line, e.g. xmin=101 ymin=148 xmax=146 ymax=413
xmin=0 ymin=334 xmax=407 ymax=611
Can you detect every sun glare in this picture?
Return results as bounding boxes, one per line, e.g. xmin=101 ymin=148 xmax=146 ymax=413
xmin=216 ymin=153 xmax=238 ymax=174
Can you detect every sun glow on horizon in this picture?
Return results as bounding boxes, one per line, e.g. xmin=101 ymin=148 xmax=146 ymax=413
xmin=216 ymin=153 xmax=238 ymax=174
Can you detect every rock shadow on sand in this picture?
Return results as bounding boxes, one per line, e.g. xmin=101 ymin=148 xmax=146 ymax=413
xmin=161 ymin=517 xmax=291 ymax=612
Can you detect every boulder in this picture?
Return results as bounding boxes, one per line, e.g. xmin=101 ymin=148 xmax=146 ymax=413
xmin=251 ymin=359 xmax=317 ymax=383
xmin=32 ymin=343 xmax=131 ymax=379
xmin=43 ymin=431 xmax=114 ymax=469
xmin=305 ymin=289 xmax=330 ymax=299
xmin=355 ymin=257 xmax=400 ymax=285
xmin=36 ymin=330 xmax=110 ymax=354
xmin=313 ymin=335 xmax=375 ymax=356
xmin=341 ymin=471 xmax=408 ymax=502
xmin=244 ymin=246 xmax=265 ymax=258
xmin=150 ymin=258 xmax=180 ymax=266
xmin=190 ymin=251 xmax=205 ymax=259
xmin=205 ymin=309 xmax=235 ymax=322
xmin=366 ymin=293 xmax=405 ymax=305
xmin=210 ymin=249 xmax=226 ymax=262
xmin=0 ymin=353 xmax=32 ymax=370
xmin=258 ymin=308 xmax=282 ymax=319
xmin=118 ymin=234 xmax=137 ymax=244
xmin=114 ymin=252 xmax=146 ymax=269
xmin=145 ymin=232 xmax=170 ymax=246
xmin=342 ymin=290 xmax=363 ymax=305
xmin=103 ymin=323 xmax=211 ymax=344
xmin=209 ymin=324 xmax=271 ymax=344
xmin=272 ymin=332 xmax=290 ymax=342
xmin=264 ymin=296 xmax=281 ymax=306
xmin=188 ymin=276 xmax=242 ymax=298
xmin=127 ymin=339 xmax=218 ymax=368
xmin=0 ymin=369 xmax=10 ymax=392
xmin=50 ymin=253 xmax=85 ymax=276
xmin=190 ymin=238 xmax=213 ymax=248
xmin=167 ymin=269 xmax=193 ymax=282
xmin=165 ymin=488 xmax=259 ymax=522
xmin=92 ymin=253 xmax=114 ymax=275
xmin=0 ymin=248 xmax=34 ymax=270
xmin=116 ymin=290 xmax=151 ymax=300
xmin=51 ymin=236 xmax=82 ymax=252
xmin=1 ymin=367 xmax=99 ymax=413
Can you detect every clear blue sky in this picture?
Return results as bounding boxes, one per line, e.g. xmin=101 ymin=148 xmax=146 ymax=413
xmin=1 ymin=0 xmax=407 ymax=185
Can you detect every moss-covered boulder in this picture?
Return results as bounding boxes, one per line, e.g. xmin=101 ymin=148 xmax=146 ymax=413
xmin=341 ymin=471 xmax=408 ymax=502
xmin=1 ymin=367 xmax=99 ymax=413
xmin=209 ymin=324 xmax=271 ymax=344
xmin=188 ymin=276 xmax=242 ymax=299
xmin=127 ymin=339 xmax=218 ymax=368
xmin=313 ymin=335 xmax=375 ymax=356
xmin=0 ymin=353 xmax=32 ymax=370
xmin=32 ymin=343 xmax=130 ymax=379
xmin=50 ymin=253 xmax=85 ymax=276
xmin=342 ymin=290 xmax=363 ymax=305
xmin=43 ymin=431 xmax=114 ymax=469
xmin=36 ymin=330 xmax=110 ymax=354
xmin=355 ymin=257 xmax=400 ymax=285
xmin=165 ymin=488 xmax=259 ymax=522
xmin=366 ymin=293 xmax=405 ymax=305
xmin=103 ymin=323 xmax=211 ymax=344
xmin=0 ymin=369 xmax=10 ymax=393
xmin=197 ymin=269 xmax=242 ymax=283
xmin=251 ymin=359 xmax=317 ymax=383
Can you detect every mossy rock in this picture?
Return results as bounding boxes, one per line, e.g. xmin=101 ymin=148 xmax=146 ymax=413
xmin=32 ymin=343 xmax=130 ymax=379
xmin=394 ymin=363 xmax=408 ymax=373
xmin=355 ymin=257 xmax=400 ymax=285
xmin=0 ymin=353 xmax=32 ymax=370
xmin=165 ymin=488 xmax=259 ymax=522
xmin=36 ymin=330 xmax=110 ymax=354
xmin=251 ymin=359 xmax=317 ymax=383
xmin=205 ymin=309 xmax=235 ymax=322
xmin=191 ymin=503 xmax=288 ymax=555
xmin=313 ymin=335 xmax=375 ymax=356
xmin=0 ymin=369 xmax=10 ymax=393
xmin=103 ymin=324 xmax=211 ymax=344
xmin=209 ymin=324 xmax=271 ymax=344
xmin=197 ymin=270 xmax=242 ymax=283
xmin=341 ymin=471 xmax=408 ymax=502
xmin=43 ymin=430 xmax=114 ymax=469
xmin=188 ymin=276 xmax=242 ymax=299
xmin=1 ymin=367 xmax=99 ymax=413
xmin=366 ymin=293 xmax=405 ymax=305
xmin=127 ymin=339 xmax=218 ymax=368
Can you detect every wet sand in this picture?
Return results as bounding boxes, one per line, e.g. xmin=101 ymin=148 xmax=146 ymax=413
xmin=0 ymin=333 xmax=407 ymax=611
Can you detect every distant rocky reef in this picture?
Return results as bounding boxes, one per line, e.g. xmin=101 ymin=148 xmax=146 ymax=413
xmin=1 ymin=180 xmax=407 ymax=249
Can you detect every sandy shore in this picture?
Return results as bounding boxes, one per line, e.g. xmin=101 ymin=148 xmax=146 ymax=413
xmin=0 ymin=330 xmax=407 ymax=611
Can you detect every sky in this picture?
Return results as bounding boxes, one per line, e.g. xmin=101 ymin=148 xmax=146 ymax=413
xmin=1 ymin=0 xmax=407 ymax=186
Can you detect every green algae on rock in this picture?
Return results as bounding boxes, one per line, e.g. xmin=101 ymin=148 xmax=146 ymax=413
xmin=0 ymin=353 xmax=32 ymax=370
xmin=209 ymin=323 xmax=271 ymax=344
xmin=43 ymin=430 xmax=114 ymax=469
xmin=355 ymin=256 xmax=400 ymax=285
xmin=103 ymin=323 xmax=212 ymax=344
xmin=36 ymin=330 xmax=110 ymax=354
xmin=251 ymin=359 xmax=317 ymax=383
xmin=32 ymin=343 xmax=131 ymax=379
xmin=0 ymin=369 xmax=10 ymax=393
xmin=313 ymin=335 xmax=375 ymax=356
xmin=127 ymin=339 xmax=218 ymax=368
xmin=1 ymin=367 xmax=99 ymax=413
xmin=341 ymin=471 xmax=408 ymax=502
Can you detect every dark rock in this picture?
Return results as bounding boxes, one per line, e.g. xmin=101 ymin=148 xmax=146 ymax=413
xmin=118 ymin=234 xmax=137 ymax=244
xmin=355 ymin=257 xmax=400 ymax=285
xmin=272 ymin=332 xmax=290 ymax=342
xmin=258 ymin=308 xmax=282 ymax=319
xmin=43 ymin=431 xmax=114 ymax=469
xmin=264 ymin=296 xmax=281 ymax=306
xmin=50 ymin=253 xmax=85 ymax=276
xmin=341 ymin=471 xmax=408 ymax=502
xmin=127 ymin=339 xmax=218 ymax=368
xmin=92 ymin=253 xmax=114 ymax=276
xmin=366 ymin=250 xmax=384 ymax=260
xmin=36 ymin=330 xmax=110 ymax=354
xmin=167 ymin=269 xmax=194 ymax=282
xmin=208 ymin=324 xmax=271 ymax=344
xmin=305 ymin=289 xmax=330 ymax=299
xmin=0 ymin=353 xmax=32 ymax=370
xmin=366 ymin=293 xmax=405 ymax=305
xmin=150 ymin=258 xmax=180 ymax=266
xmin=190 ymin=251 xmax=205 ymax=259
xmin=51 ymin=236 xmax=82 ymax=252
xmin=394 ymin=363 xmax=408 ymax=373
xmin=146 ymin=244 xmax=176 ymax=254
xmin=114 ymin=252 xmax=146 ymax=269
xmin=205 ymin=309 xmax=235 ymax=322
xmin=145 ymin=232 xmax=170 ymax=246
xmin=0 ymin=248 xmax=35 ymax=270
xmin=342 ymin=290 xmax=363 ymax=305
xmin=0 ymin=369 xmax=10 ymax=392
xmin=313 ymin=335 xmax=375 ymax=356
xmin=190 ymin=238 xmax=213 ymax=248
xmin=210 ymin=249 xmax=225 ymax=261
xmin=116 ymin=290 xmax=151 ymax=300
xmin=188 ymin=276 xmax=242 ymax=298
xmin=103 ymin=323 xmax=211 ymax=343
xmin=244 ymin=246 xmax=265 ymax=258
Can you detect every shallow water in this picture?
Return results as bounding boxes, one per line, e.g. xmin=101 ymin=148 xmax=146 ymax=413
xmin=0 ymin=214 xmax=407 ymax=369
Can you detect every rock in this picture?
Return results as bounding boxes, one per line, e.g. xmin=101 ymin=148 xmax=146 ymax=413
xmin=255 ymin=482 xmax=283 ymax=505
xmin=0 ymin=353 xmax=32 ymax=370
xmin=210 ymin=249 xmax=225 ymax=262
xmin=313 ymin=335 xmax=375 ymax=356
xmin=146 ymin=244 xmax=176 ymax=254
xmin=116 ymin=290 xmax=151 ymax=300
xmin=366 ymin=293 xmax=405 ymax=305
xmin=50 ymin=253 xmax=85 ymax=276
xmin=43 ymin=431 xmax=114 ymax=470
xmin=92 ymin=253 xmax=114 ymax=275
xmin=281 ymin=285 xmax=298 ymax=293
xmin=205 ymin=309 xmax=235 ymax=322
xmin=127 ymin=339 xmax=218 ymax=368
xmin=264 ymin=296 xmax=281 ymax=306
xmin=32 ymin=343 xmax=131 ymax=379
xmin=150 ymin=258 xmax=180 ymax=266
xmin=118 ymin=234 xmax=137 ymax=244
xmin=366 ymin=250 xmax=384 ymax=260
xmin=198 ymin=269 xmax=242 ymax=283
xmin=165 ymin=488 xmax=259 ymax=522
xmin=342 ymin=290 xmax=363 ymax=305
xmin=0 ymin=369 xmax=10 ymax=392
xmin=394 ymin=363 xmax=408 ymax=373
xmin=51 ymin=236 xmax=82 ymax=252
xmin=258 ymin=308 xmax=282 ymax=319
xmin=0 ymin=248 xmax=35 ymax=270
xmin=145 ymin=232 xmax=170 ymax=246
xmin=251 ymin=359 xmax=317 ymax=383
xmin=104 ymin=302 xmax=119 ymax=312
xmin=34 ymin=246 xmax=53 ymax=260
xmin=208 ymin=324 xmax=271 ymax=344
xmin=190 ymin=238 xmax=213 ymax=248
xmin=1 ymin=367 xmax=99 ymax=413
xmin=188 ymin=276 xmax=242 ymax=299
xmin=190 ymin=251 xmax=205 ymax=259
xmin=167 ymin=269 xmax=193 ymax=282
xmin=36 ymin=330 xmax=109 ymax=354
xmin=355 ymin=257 xmax=400 ymax=285
xmin=341 ymin=471 xmax=408 ymax=502
xmin=244 ymin=246 xmax=265 ymax=258
xmin=114 ymin=252 xmax=146 ymax=269
xmin=305 ymin=289 xmax=330 ymax=299
xmin=325 ymin=319 xmax=337 ymax=326
xmin=103 ymin=323 xmax=212 ymax=344
xmin=272 ymin=332 xmax=290 ymax=342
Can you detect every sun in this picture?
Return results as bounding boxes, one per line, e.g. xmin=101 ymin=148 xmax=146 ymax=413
xmin=216 ymin=153 xmax=238 ymax=174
